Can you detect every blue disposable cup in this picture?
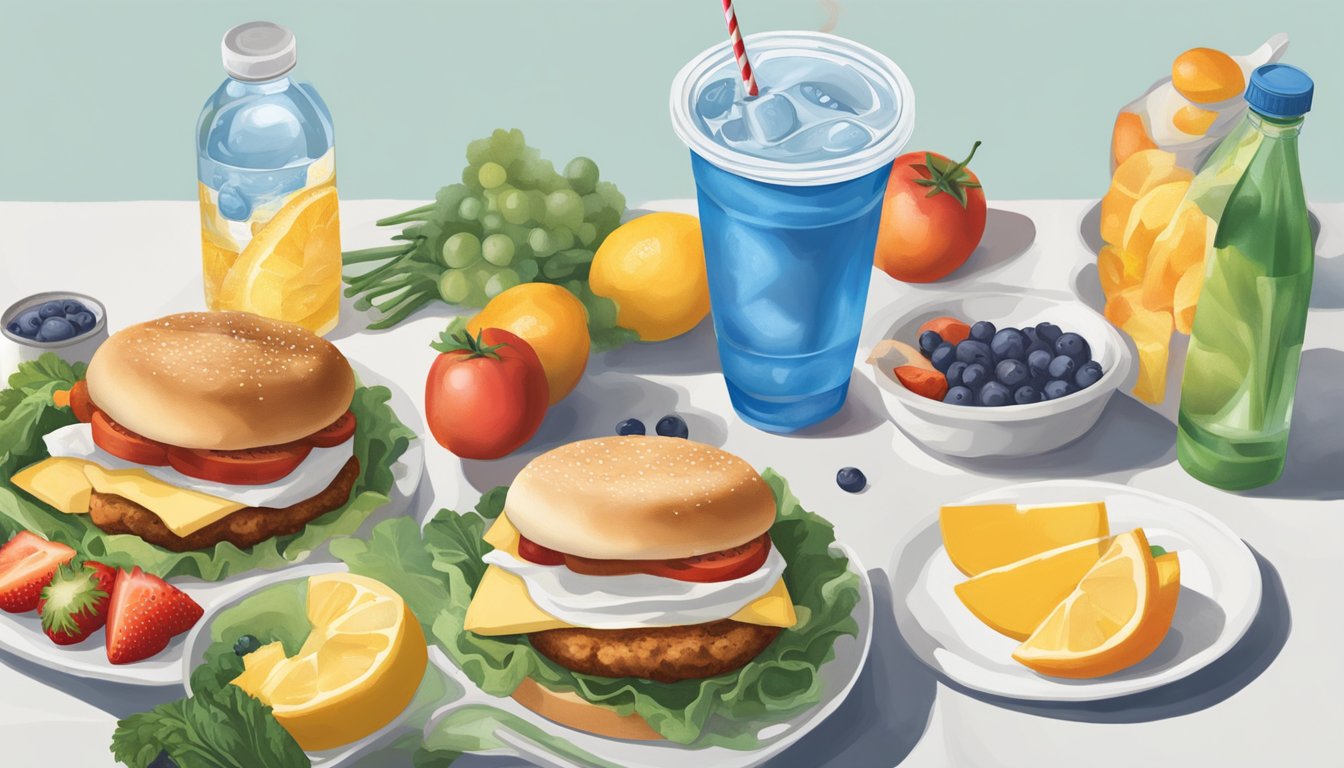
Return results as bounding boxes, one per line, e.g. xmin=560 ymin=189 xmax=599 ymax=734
xmin=671 ymin=32 xmax=915 ymax=432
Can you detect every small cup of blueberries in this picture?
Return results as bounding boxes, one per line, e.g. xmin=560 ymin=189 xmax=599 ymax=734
xmin=1 ymin=292 xmax=108 ymax=379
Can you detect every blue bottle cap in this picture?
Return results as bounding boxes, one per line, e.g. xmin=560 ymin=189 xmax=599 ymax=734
xmin=1245 ymin=64 xmax=1314 ymax=119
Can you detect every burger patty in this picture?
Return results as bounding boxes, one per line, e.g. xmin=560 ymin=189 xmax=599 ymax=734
xmin=88 ymin=457 xmax=360 ymax=552
xmin=529 ymin=620 xmax=782 ymax=683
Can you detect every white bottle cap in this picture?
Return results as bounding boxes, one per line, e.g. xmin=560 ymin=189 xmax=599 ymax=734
xmin=221 ymin=21 xmax=297 ymax=81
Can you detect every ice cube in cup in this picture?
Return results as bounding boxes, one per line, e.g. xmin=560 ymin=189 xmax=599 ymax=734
xmin=744 ymin=92 xmax=800 ymax=144
xmin=798 ymin=82 xmax=858 ymax=114
xmin=697 ymin=78 xmax=738 ymax=120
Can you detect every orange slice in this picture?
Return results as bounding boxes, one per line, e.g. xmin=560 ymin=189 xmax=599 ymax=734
xmin=940 ymin=501 xmax=1109 ymax=577
xmin=954 ymin=536 xmax=1112 ymax=640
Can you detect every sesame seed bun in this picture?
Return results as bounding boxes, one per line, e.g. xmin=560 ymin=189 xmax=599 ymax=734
xmin=504 ymin=437 xmax=777 ymax=560
xmin=85 ymin=311 xmax=354 ymax=451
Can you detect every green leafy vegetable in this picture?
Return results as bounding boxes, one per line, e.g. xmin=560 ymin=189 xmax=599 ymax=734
xmin=342 ymin=127 xmax=638 ymax=351
xmin=110 ymin=685 xmax=309 ymax=768
xmin=334 ymin=470 xmax=860 ymax=746
xmin=0 ymin=355 xmax=416 ymax=580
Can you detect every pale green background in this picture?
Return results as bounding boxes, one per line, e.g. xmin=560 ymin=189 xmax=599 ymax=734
xmin=0 ymin=0 xmax=1338 ymax=204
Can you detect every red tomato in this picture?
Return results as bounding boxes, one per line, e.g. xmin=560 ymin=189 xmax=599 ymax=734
xmin=425 ymin=327 xmax=549 ymax=460
xmin=554 ymin=534 xmax=772 ymax=583
xmin=875 ymin=141 xmax=987 ymax=283
xmin=308 ymin=410 xmax=356 ymax=448
xmin=167 ymin=442 xmax=312 ymax=485
xmin=517 ymin=536 xmax=566 ymax=566
xmin=91 ymin=412 xmax=169 ymax=466
xmin=69 ymin=380 xmax=97 ymax=423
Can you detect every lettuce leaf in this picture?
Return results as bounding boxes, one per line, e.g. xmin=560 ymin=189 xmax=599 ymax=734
xmin=0 ymin=354 xmax=416 ymax=580
xmin=334 ymin=470 xmax=860 ymax=746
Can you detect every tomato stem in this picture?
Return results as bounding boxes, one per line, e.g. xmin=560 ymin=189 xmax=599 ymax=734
xmin=431 ymin=328 xmax=508 ymax=359
xmin=910 ymin=140 xmax=983 ymax=208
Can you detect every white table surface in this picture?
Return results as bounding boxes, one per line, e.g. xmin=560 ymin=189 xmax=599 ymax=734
xmin=1 ymin=198 xmax=1341 ymax=768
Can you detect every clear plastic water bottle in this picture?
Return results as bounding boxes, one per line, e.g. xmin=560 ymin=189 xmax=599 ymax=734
xmin=1177 ymin=64 xmax=1315 ymax=490
xmin=197 ymin=21 xmax=342 ymax=334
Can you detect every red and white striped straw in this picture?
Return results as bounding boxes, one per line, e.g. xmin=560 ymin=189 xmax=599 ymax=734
xmin=721 ymin=0 xmax=759 ymax=97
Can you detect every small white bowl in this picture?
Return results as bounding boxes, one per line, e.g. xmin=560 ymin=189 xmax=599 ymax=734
xmin=868 ymin=292 xmax=1133 ymax=458
xmin=1 ymin=291 xmax=108 ymax=380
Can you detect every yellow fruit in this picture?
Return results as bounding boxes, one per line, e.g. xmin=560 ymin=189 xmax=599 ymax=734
xmin=1122 ymin=180 xmax=1191 ymax=261
xmin=1099 ymin=150 xmax=1189 ymax=246
xmin=955 ymin=536 xmax=1113 ymax=640
xmin=1111 ymin=112 xmax=1158 ymax=170
xmin=217 ymin=185 xmax=342 ymax=335
xmin=469 ymin=283 xmax=590 ymax=403
xmin=198 ymin=182 xmax=242 ymax=307
xmin=1172 ymin=48 xmax=1245 ymax=104
xmin=1013 ymin=530 xmax=1177 ymax=678
xmin=589 ymin=213 xmax=709 ymax=341
xmin=1120 ymin=304 xmax=1174 ymax=404
xmin=1172 ymin=105 xmax=1218 ymax=136
xmin=940 ymin=501 xmax=1109 ymax=577
xmin=1097 ymin=245 xmax=1144 ymax=299
xmin=232 ymin=573 xmax=427 ymax=752
xmin=1173 ymin=259 xmax=1205 ymax=334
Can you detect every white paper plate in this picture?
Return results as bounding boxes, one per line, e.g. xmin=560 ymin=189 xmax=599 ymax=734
xmin=0 ymin=359 xmax=424 ymax=686
xmin=425 ymin=545 xmax=873 ymax=768
xmin=891 ymin=480 xmax=1262 ymax=701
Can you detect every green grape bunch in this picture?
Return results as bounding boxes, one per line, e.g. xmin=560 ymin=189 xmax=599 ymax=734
xmin=342 ymin=129 xmax=632 ymax=345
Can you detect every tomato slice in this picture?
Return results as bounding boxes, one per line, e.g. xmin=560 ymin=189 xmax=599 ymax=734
xmin=536 ymin=534 xmax=773 ymax=583
xmin=308 ymin=410 xmax=356 ymax=448
xmin=69 ymin=380 xmax=97 ymax=423
xmin=91 ymin=411 xmax=170 ymax=466
xmin=167 ymin=442 xmax=313 ymax=485
xmin=517 ymin=536 xmax=566 ymax=566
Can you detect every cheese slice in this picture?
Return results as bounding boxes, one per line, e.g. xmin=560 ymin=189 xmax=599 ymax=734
xmin=466 ymin=513 xmax=797 ymax=636
xmin=10 ymin=457 xmax=96 ymax=513
xmin=81 ymin=464 xmax=245 ymax=538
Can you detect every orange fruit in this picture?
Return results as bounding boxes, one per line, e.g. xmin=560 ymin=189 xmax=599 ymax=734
xmin=1119 ymin=304 xmax=1174 ymax=404
xmin=955 ymin=536 xmax=1113 ymax=640
xmin=1013 ymin=530 xmax=1177 ymax=678
xmin=1111 ymin=112 xmax=1158 ymax=170
xmin=940 ymin=501 xmax=1109 ymax=577
xmin=469 ymin=283 xmax=590 ymax=403
xmin=1122 ymin=181 xmax=1191 ymax=262
xmin=1098 ymin=245 xmax=1143 ymax=299
xmin=1172 ymin=48 xmax=1245 ymax=104
xmin=1173 ymin=260 xmax=1205 ymax=334
xmin=1099 ymin=150 xmax=1189 ymax=246
xmin=1172 ymin=105 xmax=1218 ymax=136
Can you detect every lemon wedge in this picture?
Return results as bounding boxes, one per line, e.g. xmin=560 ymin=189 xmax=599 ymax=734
xmin=1012 ymin=530 xmax=1179 ymax=678
xmin=231 ymin=573 xmax=427 ymax=752
xmin=940 ymin=501 xmax=1109 ymax=576
xmin=954 ymin=536 xmax=1112 ymax=640
xmin=217 ymin=184 xmax=342 ymax=335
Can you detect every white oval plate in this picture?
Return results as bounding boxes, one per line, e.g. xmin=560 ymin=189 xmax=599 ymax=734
xmin=424 ymin=545 xmax=872 ymax=768
xmin=890 ymin=480 xmax=1262 ymax=701
xmin=0 ymin=359 xmax=424 ymax=686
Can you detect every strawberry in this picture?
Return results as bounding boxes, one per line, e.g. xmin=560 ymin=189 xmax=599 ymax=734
xmin=0 ymin=531 xmax=76 ymax=613
xmin=105 ymin=567 xmax=204 ymax=665
xmin=38 ymin=561 xmax=117 ymax=645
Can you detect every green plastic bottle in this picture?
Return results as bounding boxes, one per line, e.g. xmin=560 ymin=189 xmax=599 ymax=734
xmin=1177 ymin=64 xmax=1315 ymax=490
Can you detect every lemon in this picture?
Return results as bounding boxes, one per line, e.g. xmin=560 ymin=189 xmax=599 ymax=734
xmin=231 ymin=573 xmax=427 ymax=752
xmin=589 ymin=212 xmax=709 ymax=341
xmin=1013 ymin=530 xmax=1178 ymax=678
xmin=940 ymin=501 xmax=1109 ymax=577
xmin=198 ymin=182 xmax=242 ymax=307
xmin=217 ymin=184 xmax=342 ymax=335
xmin=469 ymin=283 xmax=590 ymax=403
xmin=1121 ymin=180 xmax=1191 ymax=262
xmin=954 ymin=536 xmax=1112 ymax=640
xmin=1099 ymin=150 xmax=1190 ymax=246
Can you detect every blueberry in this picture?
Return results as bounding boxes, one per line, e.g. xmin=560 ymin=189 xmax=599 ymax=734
xmin=970 ymin=320 xmax=997 ymax=343
xmin=1047 ymin=355 xmax=1076 ymax=380
xmin=5 ymin=322 xmax=18 ymax=335
xmin=990 ymin=328 xmax=1027 ymax=361
xmin=147 ymin=751 xmax=179 ymax=768
xmin=1025 ymin=339 xmax=1052 ymax=359
xmin=930 ymin=342 xmax=956 ymax=372
xmin=944 ymin=361 xmax=968 ymax=388
xmin=14 ymin=310 xmax=42 ymax=337
xmin=36 ymin=316 xmax=76 ymax=342
xmin=961 ymin=363 xmax=989 ymax=390
xmin=996 ymin=358 xmax=1030 ymax=388
xmin=1043 ymin=378 xmax=1074 ymax=400
xmin=60 ymin=299 xmax=86 ymax=315
xmin=1021 ymin=326 xmax=1039 ymax=344
xmin=1055 ymin=332 xmax=1092 ymax=363
xmin=836 ymin=467 xmax=867 ymax=493
xmin=918 ymin=330 xmax=942 ymax=358
xmin=68 ymin=311 xmax=95 ymax=333
xmin=616 ymin=418 xmax=646 ymax=436
xmin=1075 ymin=361 xmax=1105 ymax=389
xmin=943 ymin=386 xmax=975 ymax=405
xmin=38 ymin=301 xmax=65 ymax=319
xmin=1027 ymin=349 xmax=1053 ymax=377
xmin=955 ymin=339 xmax=995 ymax=368
xmin=1035 ymin=322 xmax=1063 ymax=343
xmin=1013 ymin=385 xmax=1039 ymax=404
xmin=656 ymin=414 xmax=689 ymax=439
xmin=233 ymin=634 xmax=262 ymax=657
xmin=978 ymin=381 xmax=1012 ymax=407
